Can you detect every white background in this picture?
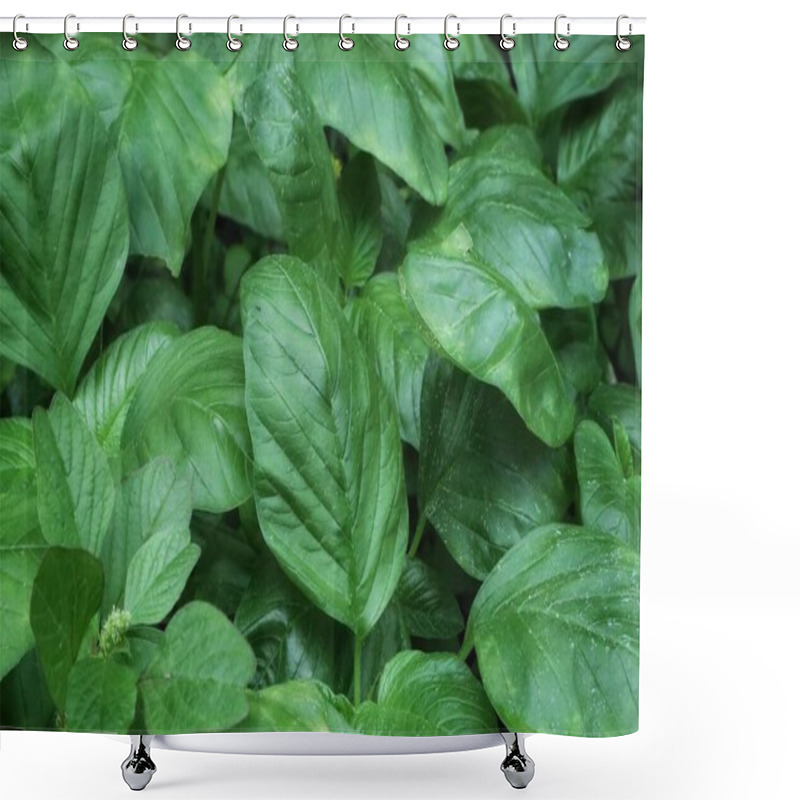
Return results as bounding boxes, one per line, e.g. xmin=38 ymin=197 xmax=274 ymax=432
xmin=2 ymin=0 xmax=799 ymax=798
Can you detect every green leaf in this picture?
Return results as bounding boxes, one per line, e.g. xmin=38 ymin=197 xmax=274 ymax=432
xmin=234 ymin=557 xmax=340 ymax=689
xmin=293 ymin=36 xmax=449 ymax=205
xmin=431 ymin=134 xmax=607 ymax=310
xmin=356 ymin=651 xmax=497 ymax=735
xmin=241 ymin=63 xmax=339 ymax=289
xmin=123 ymin=531 xmax=200 ymax=626
xmin=33 ymin=395 xmax=115 ymax=556
xmin=29 ymin=547 xmax=104 ymax=709
xmin=115 ymin=276 xmax=194 ymax=333
xmin=357 ymin=601 xmax=410 ymax=701
xmin=232 ymin=681 xmax=355 ymax=733
xmin=511 ymin=34 xmax=635 ymax=121
xmin=0 ymin=59 xmax=128 ymax=395
xmin=630 ymin=273 xmax=642 ymax=383
xmin=65 ymin=658 xmax=138 ymax=732
xmin=400 ymin=235 xmax=575 ymax=447
xmin=72 ymin=56 xmax=232 ymax=275
xmin=575 ymin=421 xmax=640 ymax=549
xmin=418 ymin=356 xmax=573 ymax=578
xmin=338 ymin=152 xmax=383 ymax=289
xmin=586 ymin=383 xmax=641 ymax=469
xmin=217 ymin=114 xmax=283 ymax=240
xmin=121 ymin=327 xmax=252 ymax=513
xmin=241 ymin=256 xmax=407 ymax=638
xmin=347 ymin=273 xmax=429 ymax=448
xmin=140 ymin=601 xmax=255 ymax=733
xmin=395 ymin=558 xmax=464 ymax=640
xmin=73 ymin=323 xmax=180 ymax=459
xmin=469 ymin=523 xmax=639 ymax=736
xmin=449 ymin=34 xmax=513 ymax=85
xmin=0 ymin=418 xmax=47 ymax=678
xmin=0 ymin=649 xmax=56 ymax=729
xmin=101 ymin=457 xmax=192 ymax=617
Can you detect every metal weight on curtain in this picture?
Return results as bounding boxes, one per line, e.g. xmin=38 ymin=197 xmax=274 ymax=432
xmin=12 ymin=14 xmax=28 ymax=50
xmin=394 ymin=14 xmax=410 ymax=51
xmin=63 ymin=13 xmax=79 ymax=50
xmin=554 ymin=14 xmax=570 ymax=50
xmin=283 ymin=15 xmax=298 ymax=51
xmin=122 ymin=14 xmax=138 ymax=50
xmin=499 ymin=14 xmax=516 ymax=50
xmin=175 ymin=13 xmax=191 ymax=50
xmin=443 ymin=14 xmax=459 ymax=50
xmin=227 ymin=15 xmax=243 ymax=51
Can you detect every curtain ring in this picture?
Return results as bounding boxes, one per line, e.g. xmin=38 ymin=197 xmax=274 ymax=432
xmin=339 ymin=14 xmax=354 ymax=50
xmin=616 ymin=15 xmax=632 ymax=51
xmin=175 ymin=13 xmax=191 ymax=50
xmin=443 ymin=14 xmax=459 ymax=50
xmin=227 ymin=14 xmax=243 ymax=51
xmin=394 ymin=14 xmax=410 ymax=51
xmin=64 ymin=13 xmax=79 ymax=51
xmin=499 ymin=14 xmax=515 ymax=51
xmin=12 ymin=14 xmax=28 ymax=51
xmin=283 ymin=15 xmax=298 ymax=51
xmin=554 ymin=14 xmax=570 ymax=51
xmin=122 ymin=14 xmax=138 ymax=51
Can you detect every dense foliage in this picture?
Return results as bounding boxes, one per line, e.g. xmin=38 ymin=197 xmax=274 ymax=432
xmin=0 ymin=33 xmax=643 ymax=737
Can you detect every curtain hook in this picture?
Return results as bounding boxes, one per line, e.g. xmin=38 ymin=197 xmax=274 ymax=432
xmin=339 ymin=14 xmax=354 ymax=50
xmin=554 ymin=14 xmax=570 ymax=51
xmin=64 ymin=13 xmax=79 ymax=51
xmin=499 ymin=14 xmax=516 ymax=51
xmin=175 ymin=13 xmax=191 ymax=50
xmin=616 ymin=14 xmax=632 ymax=51
xmin=283 ymin=15 xmax=298 ymax=51
xmin=394 ymin=14 xmax=410 ymax=51
xmin=122 ymin=14 xmax=138 ymax=51
xmin=12 ymin=14 xmax=28 ymax=51
xmin=443 ymin=14 xmax=460 ymax=50
xmin=227 ymin=14 xmax=243 ymax=51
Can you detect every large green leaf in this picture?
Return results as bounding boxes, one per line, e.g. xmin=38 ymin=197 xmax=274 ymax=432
xmin=101 ymin=457 xmax=192 ymax=617
xmin=357 ymin=601 xmax=410 ymax=702
xmin=418 ymin=356 xmax=573 ymax=578
xmin=587 ymin=382 xmax=642 ymax=469
xmin=241 ymin=63 xmax=339 ymax=289
xmin=395 ymin=557 xmax=464 ymax=640
xmin=241 ymin=256 xmax=407 ymax=638
xmin=0 ymin=418 xmax=46 ymax=678
xmin=469 ymin=523 xmax=639 ymax=735
xmin=293 ymin=36 xmax=450 ymax=205
xmin=431 ymin=133 xmax=607 ymax=310
xmin=575 ymin=420 xmax=641 ymax=549
xmin=356 ymin=651 xmax=497 ymax=735
xmin=73 ymin=323 xmax=180 ymax=460
xmin=33 ymin=395 xmax=115 ymax=556
xmin=121 ymin=327 xmax=252 ymax=513
xmin=65 ymin=657 xmax=138 ymax=732
xmin=232 ymin=681 xmax=354 ymax=733
xmin=347 ymin=273 xmax=429 ymax=448
xmin=0 ymin=59 xmax=128 ymax=395
xmin=67 ymin=53 xmax=233 ymax=275
xmin=29 ymin=548 xmax=104 ymax=710
xmin=234 ymin=557 xmax=340 ymax=689
xmin=400 ymin=232 xmax=574 ymax=447
xmin=140 ymin=601 xmax=255 ymax=733
xmin=0 ymin=649 xmax=56 ymax=729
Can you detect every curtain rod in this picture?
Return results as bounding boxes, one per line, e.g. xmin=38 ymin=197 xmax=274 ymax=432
xmin=1 ymin=16 xmax=646 ymax=37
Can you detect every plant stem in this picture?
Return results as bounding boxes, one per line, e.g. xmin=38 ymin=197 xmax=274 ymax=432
xmin=408 ymin=513 xmax=427 ymax=558
xmin=194 ymin=167 xmax=225 ymax=325
xmin=457 ymin=637 xmax=474 ymax=662
xmin=353 ymin=635 xmax=363 ymax=709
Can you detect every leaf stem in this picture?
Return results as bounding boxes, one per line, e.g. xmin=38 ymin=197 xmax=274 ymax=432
xmin=457 ymin=637 xmax=474 ymax=662
xmin=408 ymin=513 xmax=427 ymax=558
xmin=353 ymin=634 xmax=363 ymax=709
xmin=194 ymin=167 xmax=225 ymax=325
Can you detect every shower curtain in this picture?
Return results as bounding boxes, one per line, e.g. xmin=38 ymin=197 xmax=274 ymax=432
xmin=0 ymin=28 xmax=644 ymax=740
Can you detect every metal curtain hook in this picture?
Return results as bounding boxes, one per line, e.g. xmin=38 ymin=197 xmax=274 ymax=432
xmin=443 ymin=14 xmax=460 ymax=50
xmin=554 ymin=14 xmax=570 ymax=51
xmin=122 ymin=14 xmax=138 ymax=50
xmin=64 ymin=13 xmax=79 ymax=50
xmin=394 ymin=14 xmax=410 ymax=51
xmin=283 ymin=15 xmax=298 ymax=51
xmin=12 ymin=14 xmax=28 ymax=51
xmin=339 ymin=14 xmax=354 ymax=50
xmin=227 ymin=15 xmax=243 ymax=51
xmin=499 ymin=14 xmax=515 ymax=50
xmin=616 ymin=14 xmax=632 ymax=51
xmin=176 ymin=13 xmax=191 ymax=50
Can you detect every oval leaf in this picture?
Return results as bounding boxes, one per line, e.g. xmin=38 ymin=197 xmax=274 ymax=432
xmin=65 ymin=658 xmax=138 ymax=733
